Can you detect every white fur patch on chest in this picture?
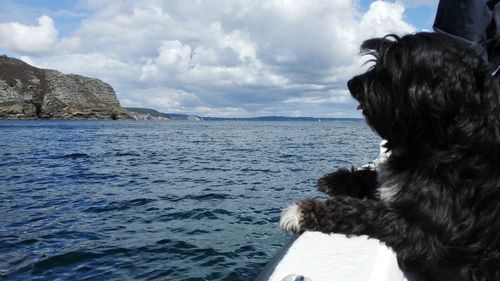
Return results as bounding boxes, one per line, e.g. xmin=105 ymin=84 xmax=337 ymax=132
xmin=376 ymin=162 xmax=402 ymax=203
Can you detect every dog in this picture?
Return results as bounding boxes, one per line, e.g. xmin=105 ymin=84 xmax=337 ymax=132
xmin=280 ymin=32 xmax=500 ymax=281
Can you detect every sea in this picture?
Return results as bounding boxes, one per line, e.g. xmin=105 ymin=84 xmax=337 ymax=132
xmin=0 ymin=120 xmax=380 ymax=281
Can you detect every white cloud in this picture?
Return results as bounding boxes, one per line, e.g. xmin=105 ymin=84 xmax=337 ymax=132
xmin=1 ymin=0 xmax=419 ymax=117
xmin=28 ymin=52 xmax=140 ymax=88
xmin=58 ymin=36 xmax=83 ymax=53
xmin=283 ymin=90 xmax=351 ymax=104
xmin=360 ymin=1 xmax=415 ymax=37
xmin=140 ymin=40 xmax=193 ymax=81
xmin=398 ymin=0 xmax=438 ymax=7
xmin=119 ymin=87 xmax=204 ymax=113
xmin=193 ymin=106 xmax=247 ymax=117
xmin=0 ymin=15 xmax=58 ymax=55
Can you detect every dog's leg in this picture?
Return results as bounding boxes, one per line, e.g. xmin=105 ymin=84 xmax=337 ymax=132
xmin=279 ymin=197 xmax=469 ymax=277
xmin=317 ymin=167 xmax=378 ymax=199
xmin=279 ymin=198 xmax=478 ymax=281
xmin=279 ymin=196 xmax=419 ymax=274
xmin=280 ymin=196 xmax=424 ymax=260
xmin=280 ymin=196 xmax=387 ymax=235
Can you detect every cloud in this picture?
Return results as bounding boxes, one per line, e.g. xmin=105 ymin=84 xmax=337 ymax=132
xmin=1 ymin=0 xmax=419 ymax=117
xmin=121 ymin=87 xmax=202 ymax=112
xmin=360 ymin=1 xmax=415 ymax=37
xmin=398 ymin=0 xmax=438 ymax=7
xmin=140 ymin=40 xmax=193 ymax=80
xmin=0 ymin=15 xmax=58 ymax=55
xmin=31 ymin=52 xmax=139 ymax=88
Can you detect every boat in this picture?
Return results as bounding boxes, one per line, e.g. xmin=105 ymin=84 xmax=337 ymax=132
xmin=255 ymin=231 xmax=408 ymax=281
xmin=257 ymin=142 xmax=401 ymax=281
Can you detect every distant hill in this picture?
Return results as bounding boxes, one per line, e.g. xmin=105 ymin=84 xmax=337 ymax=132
xmin=201 ymin=116 xmax=357 ymax=121
xmin=125 ymin=107 xmax=359 ymax=121
xmin=124 ymin=107 xmax=169 ymax=120
xmin=164 ymin=113 xmax=202 ymax=121
xmin=124 ymin=107 xmax=164 ymax=117
xmin=125 ymin=107 xmax=201 ymax=120
xmin=0 ymin=56 xmax=132 ymax=120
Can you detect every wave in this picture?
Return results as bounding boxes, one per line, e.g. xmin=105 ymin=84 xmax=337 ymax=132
xmin=84 ymin=198 xmax=157 ymax=213
xmin=183 ymin=193 xmax=232 ymax=200
xmin=59 ymin=153 xmax=91 ymax=159
xmin=158 ymin=208 xmax=233 ymax=221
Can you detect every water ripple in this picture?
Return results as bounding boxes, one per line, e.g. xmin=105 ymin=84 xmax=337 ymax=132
xmin=0 ymin=120 xmax=380 ymax=280
xmin=84 ymin=198 xmax=157 ymax=213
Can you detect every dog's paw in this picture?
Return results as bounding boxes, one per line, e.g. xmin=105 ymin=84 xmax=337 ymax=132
xmin=317 ymin=168 xmax=352 ymax=195
xmin=317 ymin=167 xmax=378 ymax=199
xmin=316 ymin=177 xmax=333 ymax=194
xmin=279 ymin=203 xmax=304 ymax=233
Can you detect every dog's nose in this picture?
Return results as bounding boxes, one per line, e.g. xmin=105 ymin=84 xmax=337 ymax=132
xmin=347 ymin=78 xmax=354 ymax=91
xmin=347 ymin=78 xmax=358 ymax=95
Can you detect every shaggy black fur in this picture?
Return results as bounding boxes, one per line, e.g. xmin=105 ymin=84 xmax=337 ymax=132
xmin=282 ymin=32 xmax=500 ymax=281
xmin=317 ymin=167 xmax=378 ymax=199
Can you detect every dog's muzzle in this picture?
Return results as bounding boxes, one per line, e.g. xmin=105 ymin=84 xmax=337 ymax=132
xmin=347 ymin=77 xmax=364 ymax=111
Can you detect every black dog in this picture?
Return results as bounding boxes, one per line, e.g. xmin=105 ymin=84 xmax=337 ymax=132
xmin=280 ymin=32 xmax=500 ymax=281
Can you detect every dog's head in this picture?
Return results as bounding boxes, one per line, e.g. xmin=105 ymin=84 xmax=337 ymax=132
xmin=348 ymin=32 xmax=500 ymax=151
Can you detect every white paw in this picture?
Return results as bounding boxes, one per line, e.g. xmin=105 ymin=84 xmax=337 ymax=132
xmin=279 ymin=203 xmax=303 ymax=233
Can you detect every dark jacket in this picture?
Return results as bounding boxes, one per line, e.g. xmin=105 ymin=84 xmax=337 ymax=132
xmin=434 ymin=0 xmax=500 ymax=74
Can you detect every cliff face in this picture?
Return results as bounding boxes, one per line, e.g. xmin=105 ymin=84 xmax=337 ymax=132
xmin=0 ymin=56 xmax=132 ymax=119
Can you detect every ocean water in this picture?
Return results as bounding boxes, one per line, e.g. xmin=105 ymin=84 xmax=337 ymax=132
xmin=0 ymin=120 xmax=380 ymax=281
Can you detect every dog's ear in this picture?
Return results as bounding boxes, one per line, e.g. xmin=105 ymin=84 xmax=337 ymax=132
xmin=360 ymin=35 xmax=398 ymax=63
xmin=452 ymin=69 xmax=500 ymax=143
xmin=403 ymin=37 xmax=500 ymax=146
xmin=353 ymin=35 xmax=402 ymax=143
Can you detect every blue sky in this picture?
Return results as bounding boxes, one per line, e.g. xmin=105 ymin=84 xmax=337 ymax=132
xmin=0 ymin=0 xmax=438 ymax=117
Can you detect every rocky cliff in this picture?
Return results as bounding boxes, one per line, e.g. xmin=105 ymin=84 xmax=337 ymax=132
xmin=0 ymin=56 xmax=132 ymax=119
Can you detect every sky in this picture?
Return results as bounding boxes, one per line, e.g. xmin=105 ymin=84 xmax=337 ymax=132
xmin=0 ymin=0 xmax=438 ymax=118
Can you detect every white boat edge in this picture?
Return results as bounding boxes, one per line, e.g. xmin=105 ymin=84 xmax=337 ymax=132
xmin=256 ymin=231 xmax=410 ymax=281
